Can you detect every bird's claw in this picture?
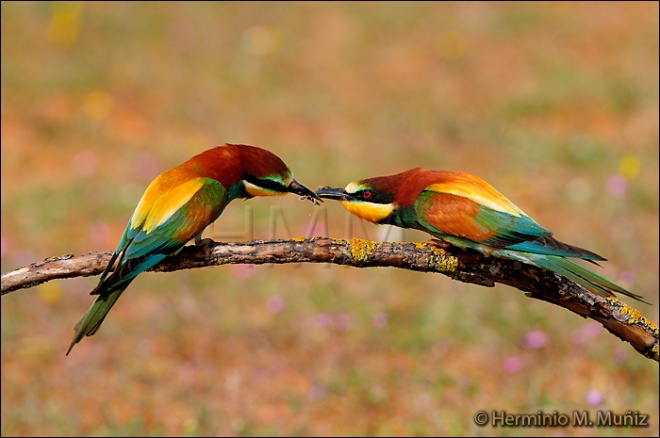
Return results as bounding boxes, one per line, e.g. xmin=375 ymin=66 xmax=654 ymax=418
xmin=424 ymin=238 xmax=451 ymax=249
xmin=194 ymin=237 xmax=214 ymax=247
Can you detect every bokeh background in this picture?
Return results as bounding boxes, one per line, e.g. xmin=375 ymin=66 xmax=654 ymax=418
xmin=1 ymin=2 xmax=658 ymax=436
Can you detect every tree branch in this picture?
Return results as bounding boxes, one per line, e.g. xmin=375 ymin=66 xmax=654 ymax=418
xmin=2 ymin=237 xmax=657 ymax=362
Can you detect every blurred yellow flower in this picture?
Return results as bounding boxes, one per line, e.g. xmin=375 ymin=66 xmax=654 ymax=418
xmin=47 ymin=1 xmax=82 ymax=47
xmin=83 ymin=91 xmax=114 ymax=120
xmin=618 ymin=154 xmax=640 ymax=180
xmin=37 ymin=281 xmax=62 ymax=304
xmin=436 ymin=30 xmax=467 ymax=61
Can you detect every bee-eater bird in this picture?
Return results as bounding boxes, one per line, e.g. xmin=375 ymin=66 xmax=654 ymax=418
xmin=67 ymin=144 xmax=320 ymax=355
xmin=316 ymin=168 xmax=646 ymax=303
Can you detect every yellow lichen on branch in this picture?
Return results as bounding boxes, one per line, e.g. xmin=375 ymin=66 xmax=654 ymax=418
xmin=1 ymin=237 xmax=657 ymax=362
xmin=426 ymin=244 xmax=458 ymax=273
xmin=347 ymin=238 xmax=377 ymax=263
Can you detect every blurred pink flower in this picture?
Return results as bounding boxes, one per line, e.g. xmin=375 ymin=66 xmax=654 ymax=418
xmin=230 ymin=264 xmax=254 ymax=279
xmin=373 ymin=311 xmax=388 ymax=328
xmin=265 ymin=295 xmax=285 ymax=313
xmin=586 ymin=389 xmax=602 ymax=406
xmin=571 ymin=322 xmax=600 ymax=344
xmin=605 ymin=175 xmax=626 ymax=197
xmin=314 ymin=313 xmax=334 ymax=328
xmin=523 ymin=330 xmax=548 ymax=349
xmin=503 ymin=356 xmax=523 ymax=374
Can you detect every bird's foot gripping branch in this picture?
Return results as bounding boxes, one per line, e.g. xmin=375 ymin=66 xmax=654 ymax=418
xmin=1 ymin=237 xmax=657 ymax=361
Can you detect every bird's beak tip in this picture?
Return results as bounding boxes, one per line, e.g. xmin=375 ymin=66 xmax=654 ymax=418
xmin=289 ymin=179 xmax=322 ymax=205
xmin=315 ymin=186 xmax=350 ymax=201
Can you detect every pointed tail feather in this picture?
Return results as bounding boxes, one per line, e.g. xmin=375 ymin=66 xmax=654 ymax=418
xmin=508 ymin=236 xmax=607 ymax=263
xmin=67 ymin=252 xmax=170 ymax=354
xmin=66 ymin=282 xmax=132 ymax=355
xmin=530 ymin=255 xmax=649 ymax=304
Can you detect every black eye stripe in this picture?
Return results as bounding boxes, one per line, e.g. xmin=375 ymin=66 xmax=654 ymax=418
xmin=372 ymin=193 xmax=394 ymax=204
xmin=351 ymin=190 xmax=393 ymax=204
xmin=244 ymin=175 xmax=285 ymax=191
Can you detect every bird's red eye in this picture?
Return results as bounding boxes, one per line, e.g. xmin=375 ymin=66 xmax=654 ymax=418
xmin=362 ymin=190 xmax=373 ymax=200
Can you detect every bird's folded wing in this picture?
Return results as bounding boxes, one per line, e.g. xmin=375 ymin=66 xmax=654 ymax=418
xmin=413 ymin=184 xmax=551 ymax=248
xmin=122 ymin=177 xmax=227 ymax=260
xmin=91 ymin=178 xmax=228 ymax=294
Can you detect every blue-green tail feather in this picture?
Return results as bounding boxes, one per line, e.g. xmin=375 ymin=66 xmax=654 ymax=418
xmin=520 ymin=253 xmax=648 ymax=304
xmin=89 ymin=253 xmax=168 ymax=295
xmin=67 ymin=251 xmax=170 ymax=355
xmin=66 ymin=281 xmax=132 ymax=355
xmin=506 ymin=236 xmax=606 ymax=262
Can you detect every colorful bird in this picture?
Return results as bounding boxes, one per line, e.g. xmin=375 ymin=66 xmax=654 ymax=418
xmin=67 ymin=144 xmax=320 ymax=354
xmin=316 ymin=168 xmax=646 ymax=303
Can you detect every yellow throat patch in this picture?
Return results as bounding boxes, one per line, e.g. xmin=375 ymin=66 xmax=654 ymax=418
xmin=341 ymin=200 xmax=394 ymax=223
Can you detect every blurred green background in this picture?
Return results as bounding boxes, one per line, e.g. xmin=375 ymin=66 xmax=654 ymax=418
xmin=1 ymin=2 xmax=658 ymax=436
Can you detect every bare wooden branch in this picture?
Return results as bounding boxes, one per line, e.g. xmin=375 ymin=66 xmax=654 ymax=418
xmin=2 ymin=237 xmax=657 ymax=362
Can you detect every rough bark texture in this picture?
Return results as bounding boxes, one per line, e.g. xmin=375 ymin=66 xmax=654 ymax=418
xmin=2 ymin=237 xmax=657 ymax=362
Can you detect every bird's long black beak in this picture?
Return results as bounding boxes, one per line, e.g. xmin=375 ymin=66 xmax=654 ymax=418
xmin=315 ymin=186 xmax=352 ymax=201
xmin=289 ymin=179 xmax=322 ymax=205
